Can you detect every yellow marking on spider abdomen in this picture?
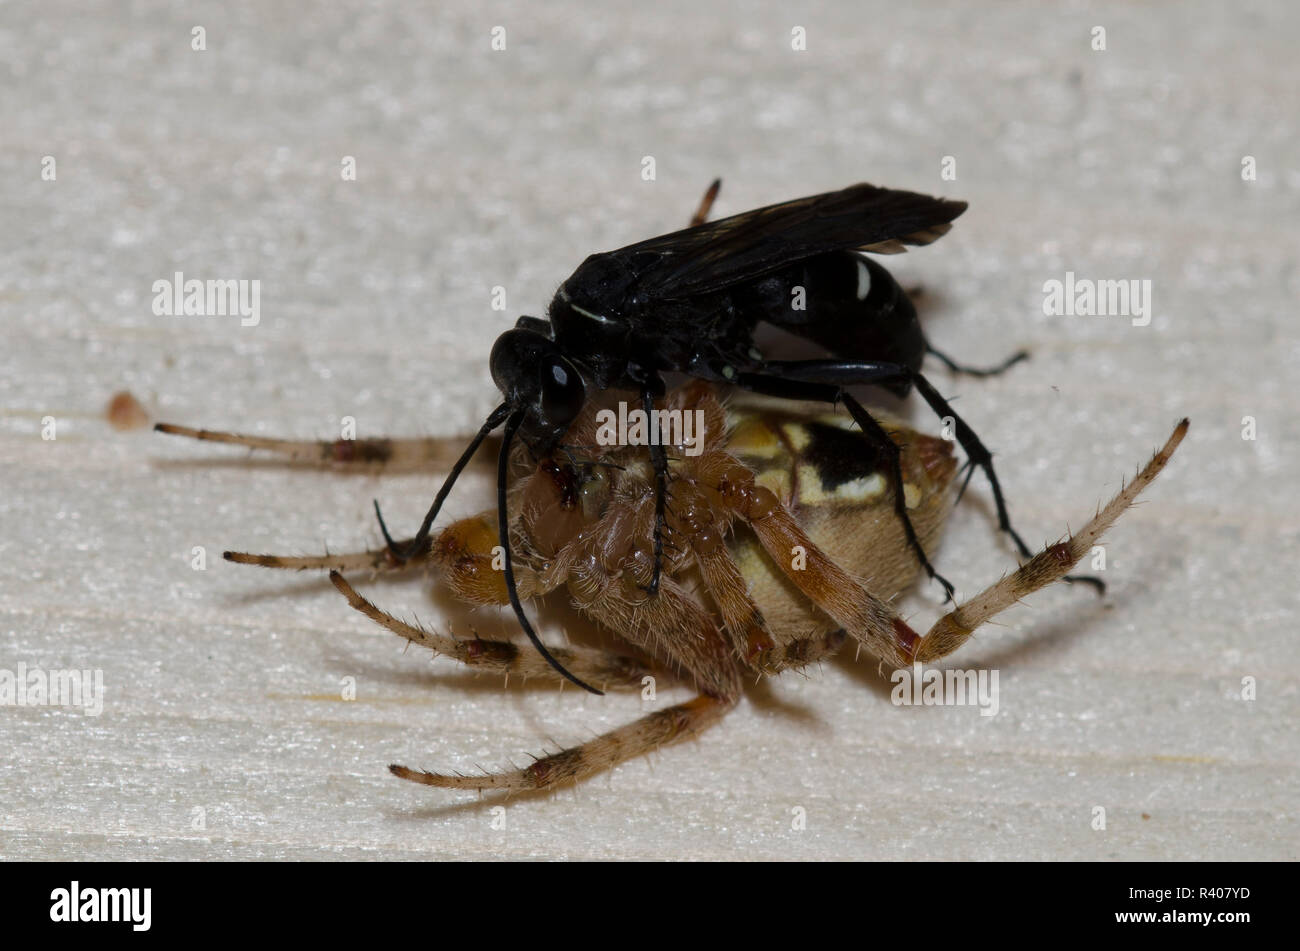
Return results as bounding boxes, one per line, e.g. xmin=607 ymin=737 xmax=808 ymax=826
xmin=726 ymin=416 xmax=784 ymax=458
xmin=795 ymin=466 xmax=887 ymax=506
xmin=753 ymin=467 xmax=793 ymax=503
xmin=780 ymin=422 xmax=812 ymax=451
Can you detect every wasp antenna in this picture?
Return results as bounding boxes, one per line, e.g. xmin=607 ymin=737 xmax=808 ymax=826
xmin=497 ymin=411 xmax=604 ymax=696
xmin=385 ymin=401 xmax=513 ymax=562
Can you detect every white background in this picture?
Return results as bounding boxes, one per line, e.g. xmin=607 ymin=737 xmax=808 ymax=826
xmin=2 ymin=1 xmax=1296 ymax=859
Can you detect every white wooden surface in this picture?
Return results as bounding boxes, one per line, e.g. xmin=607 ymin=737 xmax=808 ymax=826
xmin=2 ymin=0 xmax=1296 ymax=860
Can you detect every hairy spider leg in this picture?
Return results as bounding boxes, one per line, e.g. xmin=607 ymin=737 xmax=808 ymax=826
xmin=153 ymin=422 xmax=486 ymax=469
xmin=329 ymin=571 xmax=651 ymax=689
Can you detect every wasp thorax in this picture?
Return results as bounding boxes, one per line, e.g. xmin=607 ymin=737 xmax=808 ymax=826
xmin=548 ymin=295 xmax=632 ymax=389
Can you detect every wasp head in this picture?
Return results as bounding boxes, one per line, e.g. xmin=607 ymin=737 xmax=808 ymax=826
xmin=489 ymin=326 xmax=587 ymax=449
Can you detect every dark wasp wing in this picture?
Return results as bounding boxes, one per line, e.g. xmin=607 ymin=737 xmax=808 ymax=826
xmin=621 ymin=183 xmax=967 ymax=300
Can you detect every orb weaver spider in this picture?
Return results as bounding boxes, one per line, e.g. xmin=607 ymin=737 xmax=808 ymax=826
xmin=157 ymin=380 xmax=1186 ymax=792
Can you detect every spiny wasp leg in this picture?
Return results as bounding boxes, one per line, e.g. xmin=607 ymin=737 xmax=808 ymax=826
xmin=926 ymin=343 xmax=1030 ymax=378
xmin=740 ymin=358 xmax=1102 ymax=596
xmin=732 ymin=368 xmax=955 ymax=601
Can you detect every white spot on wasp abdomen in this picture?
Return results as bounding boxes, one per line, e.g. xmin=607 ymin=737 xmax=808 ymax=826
xmin=855 ymin=259 xmax=872 ymax=301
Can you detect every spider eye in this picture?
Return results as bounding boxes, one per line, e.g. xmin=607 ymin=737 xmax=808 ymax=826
xmin=539 ymin=355 xmax=585 ymax=427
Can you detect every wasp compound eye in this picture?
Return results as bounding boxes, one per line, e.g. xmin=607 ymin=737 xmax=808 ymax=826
xmin=539 ymin=354 xmax=585 ymax=427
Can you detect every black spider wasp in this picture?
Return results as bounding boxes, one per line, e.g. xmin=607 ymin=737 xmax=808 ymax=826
xmin=376 ymin=180 xmax=1066 ymax=695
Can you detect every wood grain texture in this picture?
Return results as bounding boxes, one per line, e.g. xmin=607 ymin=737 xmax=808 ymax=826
xmin=2 ymin=0 xmax=1295 ymax=860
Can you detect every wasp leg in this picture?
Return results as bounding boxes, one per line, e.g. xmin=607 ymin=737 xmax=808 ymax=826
xmin=926 ymin=343 xmax=1029 ymax=378
xmin=741 ymin=360 xmax=1103 ymax=593
xmin=730 ymin=370 xmax=955 ymax=601
xmin=689 ymin=178 xmax=722 ymax=227
xmin=328 ymin=571 xmax=652 ymax=690
xmin=903 ymin=284 xmax=1026 ymax=375
xmin=154 ymin=422 xmax=488 ymax=470
xmin=701 ymin=421 xmax=1187 ymax=670
xmin=914 ymin=420 xmax=1188 ymax=662
xmin=389 ymin=692 xmax=735 ymax=792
